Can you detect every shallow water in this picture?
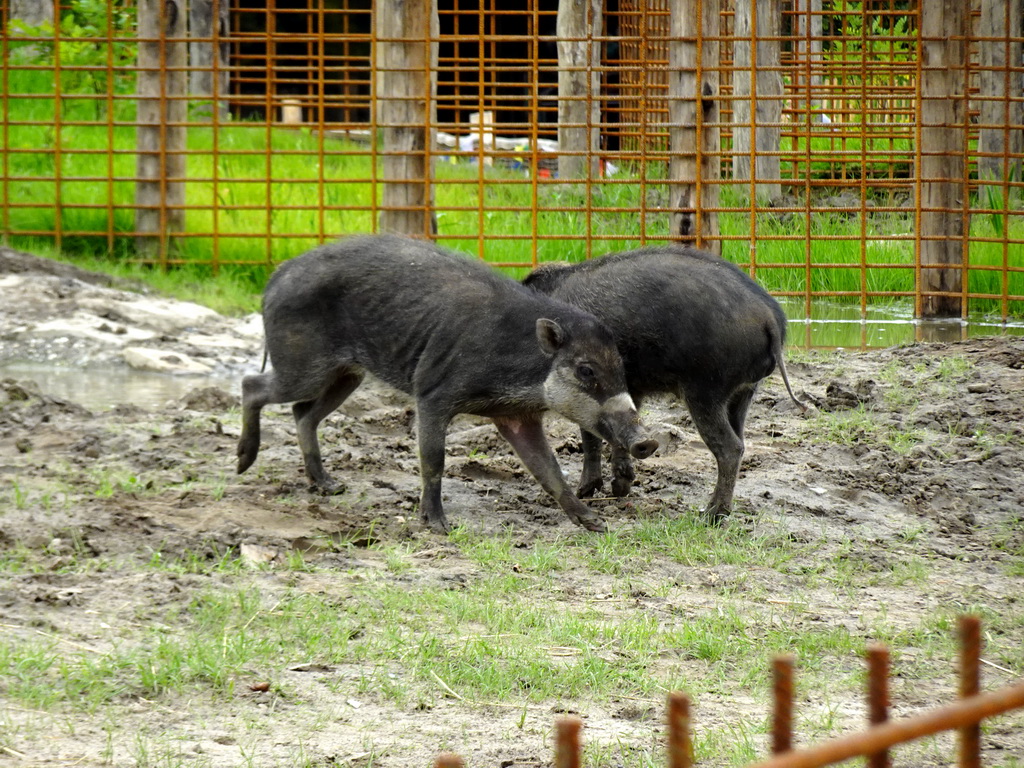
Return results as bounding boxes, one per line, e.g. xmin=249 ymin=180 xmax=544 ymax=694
xmin=0 ymin=361 xmax=239 ymax=411
xmin=780 ymin=299 xmax=1024 ymax=349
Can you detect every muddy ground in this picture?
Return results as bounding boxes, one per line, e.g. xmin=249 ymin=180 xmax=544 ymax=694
xmin=0 ymin=249 xmax=1022 ymax=767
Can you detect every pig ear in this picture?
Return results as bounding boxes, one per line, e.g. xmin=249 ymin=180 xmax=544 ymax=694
xmin=536 ymin=318 xmax=565 ymax=356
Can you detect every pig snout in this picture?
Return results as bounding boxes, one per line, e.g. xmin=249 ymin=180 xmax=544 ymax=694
xmin=616 ymin=426 xmax=658 ymax=460
xmin=630 ymin=438 xmax=659 ymax=460
xmin=597 ymin=395 xmax=658 ymax=460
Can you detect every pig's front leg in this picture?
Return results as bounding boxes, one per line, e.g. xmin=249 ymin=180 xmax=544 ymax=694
xmin=416 ymin=403 xmax=453 ymax=533
xmin=493 ymin=416 xmax=607 ymax=533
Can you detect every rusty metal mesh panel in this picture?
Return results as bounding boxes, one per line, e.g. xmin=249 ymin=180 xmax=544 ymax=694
xmin=0 ymin=0 xmax=1021 ymax=329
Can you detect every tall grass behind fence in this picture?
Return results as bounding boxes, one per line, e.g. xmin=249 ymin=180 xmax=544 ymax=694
xmin=0 ymin=0 xmax=1021 ymax=321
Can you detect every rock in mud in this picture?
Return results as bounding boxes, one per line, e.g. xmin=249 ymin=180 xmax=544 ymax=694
xmin=181 ymin=386 xmax=239 ymax=411
xmin=123 ymin=346 xmax=213 ymax=374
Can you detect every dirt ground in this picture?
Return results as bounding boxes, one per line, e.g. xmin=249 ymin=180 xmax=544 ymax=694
xmin=0 ymin=248 xmax=1022 ymax=767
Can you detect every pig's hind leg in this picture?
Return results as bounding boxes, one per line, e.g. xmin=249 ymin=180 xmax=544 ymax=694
xmin=685 ymin=388 xmax=747 ymax=523
xmin=292 ymin=371 xmax=364 ymax=493
xmin=415 ymin=403 xmax=455 ymax=533
xmin=237 ymin=372 xmax=276 ymax=474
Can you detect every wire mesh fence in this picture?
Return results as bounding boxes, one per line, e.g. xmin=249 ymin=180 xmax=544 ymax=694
xmin=1 ymin=0 xmax=1022 ymax=322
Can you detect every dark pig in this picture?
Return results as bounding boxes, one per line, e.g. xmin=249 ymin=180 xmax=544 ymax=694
xmin=524 ymin=245 xmax=804 ymax=521
xmin=237 ymin=234 xmax=658 ymax=533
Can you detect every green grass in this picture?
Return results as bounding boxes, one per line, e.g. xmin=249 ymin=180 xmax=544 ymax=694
xmin=1 ymin=486 xmax=1021 ymax=766
xmin=0 ymin=501 xmax=999 ymax=714
xmin=0 ymin=560 xmax=944 ymax=710
xmin=3 ymin=67 xmax=1023 ymax=318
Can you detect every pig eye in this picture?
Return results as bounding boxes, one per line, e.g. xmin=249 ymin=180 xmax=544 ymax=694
xmin=575 ymin=364 xmax=596 ymax=383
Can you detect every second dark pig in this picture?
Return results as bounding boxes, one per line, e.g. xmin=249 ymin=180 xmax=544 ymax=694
xmin=524 ymin=245 xmax=803 ymax=521
xmin=237 ymin=234 xmax=658 ymax=533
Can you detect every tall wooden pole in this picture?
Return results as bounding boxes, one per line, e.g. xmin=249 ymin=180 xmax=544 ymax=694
xmin=189 ymin=0 xmax=230 ymax=121
xmin=793 ymin=0 xmax=822 ymax=121
xmin=917 ymin=0 xmax=967 ymax=318
xmin=376 ymin=0 xmax=438 ymax=237
xmin=135 ymin=0 xmax=187 ymax=262
xmin=733 ymin=0 xmax=782 ymax=204
xmin=8 ymin=0 xmax=55 ymax=59
xmin=557 ymin=0 xmax=602 ymax=181
xmin=667 ymin=0 xmax=720 ymax=250
xmin=976 ymin=0 xmax=1023 ymax=188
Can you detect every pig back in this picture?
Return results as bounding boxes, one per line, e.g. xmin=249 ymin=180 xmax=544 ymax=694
xmin=261 ymin=235 xmax=566 ymax=401
xmin=533 ymin=247 xmax=786 ymax=394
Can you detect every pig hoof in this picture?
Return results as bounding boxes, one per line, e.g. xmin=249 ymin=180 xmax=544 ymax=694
xmin=423 ymin=515 xmax=452 ymax=534
xmin=702 ymin=505 xmax=730 ymax=525
xmin=610 ymin=476 xmax=633 ymax=497
xmin=237 ymin=448 xmax=257 ymax=475
xmin=576 ymin=477 xmax=603 ymax=498
xmin=572 ymin=512 xmax=607 ymax=533
xmin=310 ymin=480 xmax=347 ymax=496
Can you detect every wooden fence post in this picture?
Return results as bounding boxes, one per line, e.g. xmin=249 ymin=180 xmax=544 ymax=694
xmin=667 ymin=692 xmax=692 ymax=768
xmin=732 ymin=0 xmax=783 ymax=204
xmin=976 ymin=0 xmax=1023 ymax=189
xmin=376 ymin=0 xmax=438 ymax=237
xmin=189 ymin=0 xmax=230 ymax=121
xmin=8 ymin=0 xmax=53 ymax=28
xmin=866 ymin=644 xmax=891 ymax=768
xmin=667 ymin=0 xmax=720 ymax=250
xmin=959 ymin=615 xmax=982 ymax=768
xmin=772 ymin=654 xmax=795 ymax=754
xmin=555 ymin=716 xmax=582 ymax=768
xmin=135 ymin=0 xmax=187 ymax=262
xmin=556 ymin=0 xmax=602 ymax=181
xmin=434 ymin=754 xmax=463 ymax=768
xmin=917 ymin=0 xmax=967 ymax=318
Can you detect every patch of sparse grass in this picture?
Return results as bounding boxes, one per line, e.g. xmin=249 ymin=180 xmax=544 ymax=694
xmin=450 ymin=510 xmax=793 ymax=581
xmin=583 ymin=738 xmax=660 ymax=768
xmin=0 ymin=544 xmax=37 ymax=574
xmin=145 ymin=546 xmax=249 ymax=576
xmin=88 ymin=467 xmax=145 ymax=498
xmin=995 ymin=532 xmax=1024 ymax=579
xmin=0 ymin=569 xmax=854 ymax=715
xmin=381 ymin=542 xmax=415 ymax=574
xmin=694 ymin=721 xmax=761 ymax=764
xmin=628 ymin=509 xmax=795 ymax=570
xmin=0 ymin=476 xmax=71 ymax=516
xmin=9 ymin=479 xmax=29 ymax=510
xmin=879 ymin=359 xmax=918 ymax=409
xmin=889 ymin=556 xmax=931 ymax=588
xmin=803 ymin=405 xmax=925 ymax=454
xmin=967 ymin=425 xmax=1019 ymax=459
xmin=903 ymin=354 xmax=979 ymax=399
